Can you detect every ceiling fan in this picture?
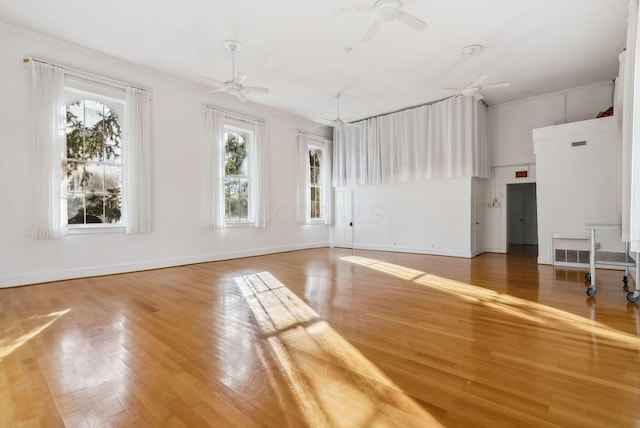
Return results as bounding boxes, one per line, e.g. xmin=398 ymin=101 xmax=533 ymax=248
xmin=445 ymin=45 xmax=511 ymax=101
xmin=320 ymin=93 xmax=359 ymax=129
xmin=201 ymin=40 xmax=269 ymax=103
xmin=334 ymin=0 xmax=427 ymax=42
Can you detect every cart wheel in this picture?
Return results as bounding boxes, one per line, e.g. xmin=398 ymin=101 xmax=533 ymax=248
xmin=623 ymin=276 xmax=629 ymax=285
xmin=585 ymin=273 xmax=591 ymax=281
xmin=586 ymin=286 xmax=596 ymax=297
xmin=626 ymin=292 xmax=640 ymax=303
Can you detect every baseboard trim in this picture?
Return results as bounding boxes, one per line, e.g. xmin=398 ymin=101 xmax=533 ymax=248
xmin=354 ymin=244 xmax=472 ymax=258
xmin=0 ymin=242 xmax=329 ymax=288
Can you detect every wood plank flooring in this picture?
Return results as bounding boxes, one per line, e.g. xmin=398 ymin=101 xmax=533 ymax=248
xmin=1 ymin=248 xmax=639 ymax=427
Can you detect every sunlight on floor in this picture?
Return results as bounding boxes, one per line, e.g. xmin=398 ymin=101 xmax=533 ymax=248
xmin=234 ymin=272 xmax=441 ymax=428
xmin=341 ymin=256 xmax=640 ymax=350
xmin=0 ymin=309 xmax=70 ymax=362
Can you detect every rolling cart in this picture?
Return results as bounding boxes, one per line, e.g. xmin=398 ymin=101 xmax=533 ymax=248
xmin=584 ymin=224 xmax=637 ymax=301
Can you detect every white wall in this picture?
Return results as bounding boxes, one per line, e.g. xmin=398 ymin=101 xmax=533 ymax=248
xmin=0 ymin=24 xmax=331 ymax=288
xmin=353 ymin=178 xmax=472 ymax=257
xmin=534 ymin=117 xmax=619 ymax=265
xmin=484 ymin=81 xmax=614 ymax=253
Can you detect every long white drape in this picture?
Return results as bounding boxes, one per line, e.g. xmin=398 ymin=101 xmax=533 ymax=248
xmin=621 ymin=0 xmax=640 ymax=252
xmin=123 ymin=87 xmax=152 ymax=234
xmin=251 ymin=121 xmax=268 ymax=228
xmin=204 ymin=108 xmax=226 ymax=230
xmin=630 ymin=0 xmax=640 ymax=252
xmin=322 ymin=140 xmax=333 ymax=225
xmin=31 ymin=61 xmax=66 ymax=239
xmin=297 ymin=133 xmax=310 ymax=224
xmin=332 ymin=96 xmax=489 ymax=187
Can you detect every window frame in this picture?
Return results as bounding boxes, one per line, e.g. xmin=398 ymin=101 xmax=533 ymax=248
xmin=308 ymin=146 xmax=324 ymax=223
xmin=63 ymin=83 xmax=126 ymax=234
xmin=223 ymin=120 xmax=255 ymax=226
xmin=302 ymin=138 xmax=330 ymax=225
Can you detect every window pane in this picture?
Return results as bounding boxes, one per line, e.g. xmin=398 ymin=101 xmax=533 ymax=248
xmin=86 ymin=193 xmax=104 ymax=222
xmin=67 ymin=161 xmax=84 ymax=191
xmin=104 ymin=165 xmax=121 ymax=191
xmin=67 ymin=193 xmax=84 ymax=224
xmin=224 ymin=132 xmax=247 ymax=176
xmin=104 ymin=188 xmax=122 ymax=224
xmin=85 ymin=163 xmax=104 ymax=193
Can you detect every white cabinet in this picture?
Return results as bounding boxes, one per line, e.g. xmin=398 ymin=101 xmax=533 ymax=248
xmin=533 ymin=116 xmax=619 ymax=265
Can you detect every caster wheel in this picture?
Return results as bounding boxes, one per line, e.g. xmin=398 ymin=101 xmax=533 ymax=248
xmin=627 ymin=292 xmax=640 ymax=303
xmin=585 ymin=273 xmax=591 ymax=281
xmin=586 ymin=287 xmax=596 ymax=297
xmin=623 ymin=276 xmax=629 ymax=285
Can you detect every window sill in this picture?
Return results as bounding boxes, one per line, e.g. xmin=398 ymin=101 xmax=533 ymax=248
xmin=224 ymin=222 xmax=254 ymax=229
xmin=67 ymin=225 xmax=125 ymax=235
xmin=307 ymin=219 xmax=326 ymax=225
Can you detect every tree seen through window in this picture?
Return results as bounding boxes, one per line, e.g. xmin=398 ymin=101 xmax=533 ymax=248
xmin=66 ymin=100 xmax=122 ymax=225
xmin=224 ymin=130 xmax=249 ymax=222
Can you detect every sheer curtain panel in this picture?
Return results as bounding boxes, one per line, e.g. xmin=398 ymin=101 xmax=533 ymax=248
xmin=251 ymin=121 xmax=268 ymax=228
xmin=332 ymin=96 xmax=489 ymax=187
xmin=31 ymin=61 xmax=66 ymax=239
xmin=297 ymin=133 xmax=310 ymax=224
xmin=203 ymin=108 xmax=226 ymax=230
xmin=631 ymin=0 xmax=640 ymax=252
xmin=123 ymin=87 xmax=152 ymax=234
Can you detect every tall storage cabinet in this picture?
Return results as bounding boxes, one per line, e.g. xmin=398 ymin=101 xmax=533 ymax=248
xmin=533 ymin=116 xmax=619 ymax=265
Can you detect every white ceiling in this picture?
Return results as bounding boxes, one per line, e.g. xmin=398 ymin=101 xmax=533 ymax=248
xmin=0 ymin=0 xmax=629 ymax=124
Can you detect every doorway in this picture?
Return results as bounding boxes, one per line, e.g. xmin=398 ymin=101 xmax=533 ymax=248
xmin=507 ymin=183 xmax=538 ymax=253
xmin=333 ymin=189 xmax=353 ymax=249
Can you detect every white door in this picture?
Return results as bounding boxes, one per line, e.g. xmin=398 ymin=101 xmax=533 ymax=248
xmin=334 ymin=189 xmax=353 ymax=249
xmin=472 ymin=179 xmax=486 ymax=256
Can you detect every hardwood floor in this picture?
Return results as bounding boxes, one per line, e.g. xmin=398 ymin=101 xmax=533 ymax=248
xmin=1 ymin=248 xmax=639 ymax=427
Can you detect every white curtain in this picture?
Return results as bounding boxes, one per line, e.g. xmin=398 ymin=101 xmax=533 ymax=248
xmin=123 ymin=87 xmax=152 ymax=234
xmin=332 ymin=96 xmax=489 ymax=187
xmin=297 ymin=133 xmax=310 ymax=224
xmin=322 ymin=140 xmax=333 ymax=225
xmin=31 ymin=61 xmax=66 ymax=239
xmin=203 ymin=108 xmax=226 ymax=230
xmin=251 ymin=121 xmax=268 ymax=228
xmin=631 ymin=0 xmax=640 ymax=252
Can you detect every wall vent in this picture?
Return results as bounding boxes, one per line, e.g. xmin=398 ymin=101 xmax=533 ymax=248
xmin=555 ymin=249 xmax=590 ymax=265
xmin=571 ymin=140 xmax=587 ymax=147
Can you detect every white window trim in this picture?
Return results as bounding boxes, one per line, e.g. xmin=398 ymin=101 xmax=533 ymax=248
xmin=63 ymin=80 xmax=126 ymax=233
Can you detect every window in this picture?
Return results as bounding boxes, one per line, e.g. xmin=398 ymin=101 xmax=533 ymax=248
xmin=224 ymin=125 xmax=253 ymax=224
xmin=297 ymin=133 xmax=331 ymax=225
xmin=65 ymin=99 xmax=122 ymax=226
xmin=63 ymin=80 xmax=126 ymax=232
xmin=309 ymin=148 xmax=322 ymax=220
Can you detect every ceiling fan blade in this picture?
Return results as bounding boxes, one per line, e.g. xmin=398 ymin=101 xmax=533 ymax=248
xmin=206 ymin=87 xmax=228 ymax=94
xmin=473 ymin=92 xmax=485 ymax=101
xmin=472 ymin=74 xmax=488 ymax=86
xmin=332 ymin=6 xmax=374 ymax=14
xmin=242 ymin=86 xmax=269 ymax=94
xmin=345 ymin=122 xmax=361 ymax=128
xmin=397 ymin=11 xmax=427 ymax=32
xmin=199 ymin=76 xmax=227 ymax=86
xmin=482 ymin=81 xmax=511 ymax=90
xmin=362 ymin=19 xmax=382 ymax=42
xmin=443 ymin=87 xmax=464 ymax=91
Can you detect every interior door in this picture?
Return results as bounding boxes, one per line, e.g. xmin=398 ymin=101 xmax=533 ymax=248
xmin=472 ymin=179 xmax=486 ymax=255
xmin=508 ymin=187 xmax=524 ymax=245
xmin=333 ymin=189 xmax=353 ymax=249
